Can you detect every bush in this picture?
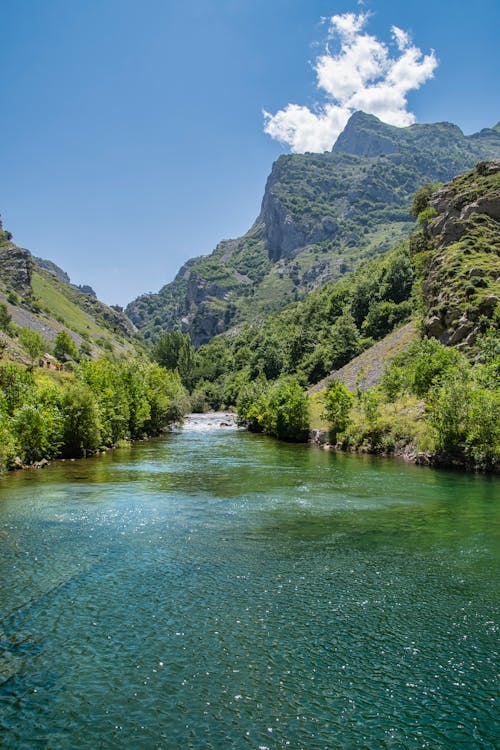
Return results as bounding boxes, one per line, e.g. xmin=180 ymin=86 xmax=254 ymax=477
xmin=0 ymin=303 xmax=12 ymax=333
xmin=429 ymin=371 xmax=500 ymax=470
xmin=321 ymin=381 xmax=353 ymax=439
xmin=61 ymin=384 xmax=101 ymax=457
xmin=382 ymin=338 xmax=463 ymax=398
xmin=54 ymin=330 xmax=78 ymax=362
xmin=238 ymin=377 xmax=309 ymax=441
xmin=19 ymin=327 xmax=46 ymax=368
xmin=0 ymin=412 xmax=17 ymax=472
xmin=11 ymin=402 xmax=62 ymax=464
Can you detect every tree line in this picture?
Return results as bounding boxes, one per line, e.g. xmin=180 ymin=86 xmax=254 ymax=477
xmin=0 ymin=357 xmax=188 ymax=472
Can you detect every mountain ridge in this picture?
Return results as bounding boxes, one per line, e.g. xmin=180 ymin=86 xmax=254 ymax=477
xmin=126 ymin=112 xmax=500 ymax=346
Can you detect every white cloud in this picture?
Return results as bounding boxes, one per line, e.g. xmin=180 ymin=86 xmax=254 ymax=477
xmin=263 ymin=13 xmax=438 ymax=152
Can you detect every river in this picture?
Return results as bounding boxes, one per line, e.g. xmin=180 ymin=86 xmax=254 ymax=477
xmin=0 ymin=414 xmax=498 ymax=749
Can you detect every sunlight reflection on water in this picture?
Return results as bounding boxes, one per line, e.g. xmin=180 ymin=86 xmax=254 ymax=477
xmin=0 ymin=429 xmax=498 ymax=749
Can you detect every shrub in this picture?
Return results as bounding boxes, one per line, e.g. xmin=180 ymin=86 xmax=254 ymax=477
xmin=11 ymin=403 xmax=62 ymax=464
xmin=429 ymin=371 xmax=500 ymax=470
xmin=238 ymin=377 xmax=309 ymax=441
xmin=0 ymin=412 xmax=17 ymax=472
xmin=19 ymin=327 xmax=46 ymax=368
xmin=54 ymin=331 xmax=78 ymax=362
xmin=321 ymin=381 xmax=353 ymax=439
xmin=61 ymin=384 xmax=101 ymax=457
xmin=0 ymin=303 xmax=12 ymax=333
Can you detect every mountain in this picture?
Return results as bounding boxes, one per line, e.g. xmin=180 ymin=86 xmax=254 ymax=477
xmin=126 ymin=112 xmax=500 ymax=346
xmin=0 ymin=222 xmax=141 ymax=362
xmin=183 ymin=162 xmax=499 ymax=467
xmin=34 ymin=257 xmax=97 ymax=297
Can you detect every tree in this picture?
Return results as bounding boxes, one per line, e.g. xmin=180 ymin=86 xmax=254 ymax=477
xmin=152 ymin=331 xmax=195 ymax=387
xmin=62 ymin=384 xmax=101 ymax=456
xmin=410 ymin=183 xmax=440 ymax=218
xmin=11 ymin=402 xmax=62 ymax=464
xmin=0 ymin=302 xmax=12 ymax=333
xmin=237 ymin=377 xmax=309 ymax=441
xmin=322 ymin=381 xmax=353 ymax=439
xmin=54 ymin=330 xmax=78 ymax=362
xmin=19 ymin=327 xmax=46 ymax=368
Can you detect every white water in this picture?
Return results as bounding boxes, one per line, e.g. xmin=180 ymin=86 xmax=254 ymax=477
xmin=181 ymin=411 xmax=238 ymax=432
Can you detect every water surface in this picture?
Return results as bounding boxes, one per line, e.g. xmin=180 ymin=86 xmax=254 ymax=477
xmin=0 ymin=415 xmax=498 ymax=749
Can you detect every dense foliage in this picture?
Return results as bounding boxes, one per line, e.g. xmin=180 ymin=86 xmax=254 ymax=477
xmin=237 ymin=377 xmax=309 ymax=441
xmin=0 ymin=357 xmax=188 ymax=471
xmin=320 ymin=335 xmax=499 ymax=471
xmin=186 ymin=242 xmax=415 ymax=410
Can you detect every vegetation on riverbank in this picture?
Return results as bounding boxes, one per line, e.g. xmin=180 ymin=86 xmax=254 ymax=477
xmin=1 ymin=162 xmax=498 ymax=474
xmin=316 ymin=334 xmax=499 ymax=471
xmin=189 ymin=164 xmax=500 ymax=471
xmin=0 ymin=357 xmax=189 ymax=472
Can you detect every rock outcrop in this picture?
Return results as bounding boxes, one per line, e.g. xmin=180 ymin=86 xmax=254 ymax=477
xmin=421 ymin=161 xmax=500 ymax=347
xmin=0 ymin=245 xmax=34 ymax=295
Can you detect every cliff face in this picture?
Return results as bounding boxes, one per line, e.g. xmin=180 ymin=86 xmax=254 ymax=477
xmin=419 ymin=161 xmax=500 ymax=348
xmin=0 ymin=244 xmax=34 ymax=296
xmin=126 ymin=113 xmax=500 ymax=346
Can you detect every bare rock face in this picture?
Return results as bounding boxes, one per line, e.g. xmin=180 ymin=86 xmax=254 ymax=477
xmin=0 ymin=245 xmax=34 ymax=295
xmin=332 ymin=112 xmax=402 ymax=157
xmin=260 ymin=176 xmax=309 ymax=261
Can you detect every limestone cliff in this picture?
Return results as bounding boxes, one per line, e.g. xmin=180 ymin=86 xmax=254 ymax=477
xmin=127 ymin=113 xmax=500 ymax=346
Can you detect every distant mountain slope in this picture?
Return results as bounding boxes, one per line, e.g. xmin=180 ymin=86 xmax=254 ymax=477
xmin=181 ymin=161 xmax=499 ymax=425
xmin=126 ymin=112 xmax=500 ymax=346
xmin=0 ymin=222 xmax=141 ymax=362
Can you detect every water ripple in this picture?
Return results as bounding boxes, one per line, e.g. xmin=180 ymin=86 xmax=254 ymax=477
xmin=0 ymin=429 xmax=498 ymax=749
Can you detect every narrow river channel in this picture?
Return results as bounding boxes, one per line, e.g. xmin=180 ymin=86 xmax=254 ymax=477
xmin=0 ymin=414 xmax=498 ymax=749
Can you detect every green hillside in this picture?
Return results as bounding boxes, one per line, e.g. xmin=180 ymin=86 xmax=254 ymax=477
xmin=0 ymin=222 xmax=142 ymax=364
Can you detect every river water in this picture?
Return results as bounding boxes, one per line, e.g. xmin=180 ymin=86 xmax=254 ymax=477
xmin=0 ymin=414 xmax=498 ymax=749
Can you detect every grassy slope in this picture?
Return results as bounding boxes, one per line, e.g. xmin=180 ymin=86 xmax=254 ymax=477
xmin=0 ymin=227 xmax=142 ymax=362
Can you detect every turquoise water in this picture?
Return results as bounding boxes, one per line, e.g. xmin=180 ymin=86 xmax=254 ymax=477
xmin=0 ymin=420 xmax=499 ymax=749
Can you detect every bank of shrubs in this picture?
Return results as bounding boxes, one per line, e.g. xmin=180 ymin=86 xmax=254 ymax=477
xmin=0 ymin=357 xmax=188 ymax=472
xmin=234 ymin=333 xmax=499 ymax=470
xmin=321 ymin=335 xmax=499 ymax=471
xmin=237 ymin=376 xmax=309 ymax=441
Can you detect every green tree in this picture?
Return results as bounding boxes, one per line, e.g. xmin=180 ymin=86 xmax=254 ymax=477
xmin=0 ymin=302 xmax=12 ymax=333
xmin=328 ymin=310 xmax=361 ymax=370
xmin=0 ymin=412 xmax=16 ymax=472
xmin=322 ymin=381 xmax=353 ymax=439
xmin=238 ymin=377 xmax=309 ymax=441
xmin=11 ymin=403 xmax=62 ymax=464
xmin=152 ymin=331 xmax=195 ymax=387
xmin=410 ymin=183 xmax=440 ymax=218
xmin=0 ymin=362 xmax=34 ymax=413
xmin=61 ymin=384 xmax=101 ymax=456
xmin=19 ymin=327 xmax=46 ymax=368
xmin=54 ymin=330 xmax=78 ymax=362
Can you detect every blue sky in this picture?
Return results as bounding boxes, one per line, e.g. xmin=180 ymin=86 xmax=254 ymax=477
xmin=1 ymin=0 xmax=499 ymax=305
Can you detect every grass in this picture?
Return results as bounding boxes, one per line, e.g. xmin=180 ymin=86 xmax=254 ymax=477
xmin=308 ymin=391 xmax=329 ymax=431
xmin=32 ymin=272 xmax=103 ymax=337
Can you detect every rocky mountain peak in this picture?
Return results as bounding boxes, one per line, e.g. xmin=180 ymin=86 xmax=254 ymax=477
xmin=332 ymin=111 xmax=401 ymax=157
